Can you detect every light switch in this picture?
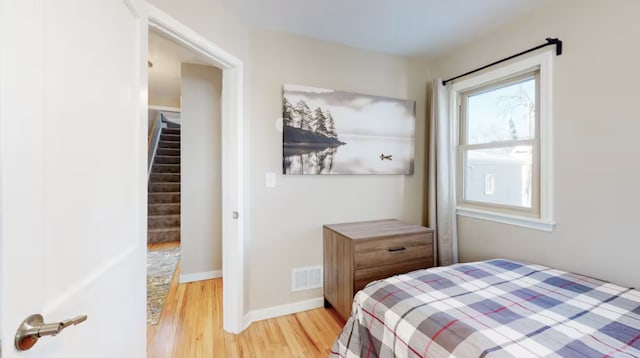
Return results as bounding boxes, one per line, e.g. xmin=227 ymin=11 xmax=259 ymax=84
xmin=265 ymin=172 xmax=276 ymax=188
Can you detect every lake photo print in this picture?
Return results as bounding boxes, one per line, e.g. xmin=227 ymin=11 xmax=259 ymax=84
xmin=282 ymin=84 xmax=415 ymax=175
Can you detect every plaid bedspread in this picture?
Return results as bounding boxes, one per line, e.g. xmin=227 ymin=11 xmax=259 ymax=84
xmin=330 ymin=259 xmax=640 ymax=357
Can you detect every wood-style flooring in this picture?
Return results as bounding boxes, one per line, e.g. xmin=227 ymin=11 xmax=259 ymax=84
xmin=147 ymin=242 xmax=345 ymax=357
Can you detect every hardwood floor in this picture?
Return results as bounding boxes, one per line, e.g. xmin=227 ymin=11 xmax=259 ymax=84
xmin=147 ymin=243 xmax=345 ymax=357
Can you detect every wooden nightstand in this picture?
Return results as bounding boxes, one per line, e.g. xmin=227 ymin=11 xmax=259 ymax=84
xmin=323 ymin=219 xmax=435 ymax=320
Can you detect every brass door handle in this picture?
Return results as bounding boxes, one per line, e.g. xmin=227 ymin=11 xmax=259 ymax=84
xmin=15 ymin=313 xmax=87 ymax=351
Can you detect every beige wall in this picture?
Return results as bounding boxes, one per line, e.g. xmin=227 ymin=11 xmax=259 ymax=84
xmin=147 ymin=0 xmax=254 ymax=311
xmin=248 ymin=29 xmax=429 ymax=310
xmin=150 ymin=0 xmax=640 ymax=317
xmin=432 ymin=0 xmax=640 ymax=288
xmin=148 ymin=94 xmax=181 ymax=108
xmin=147 ymin=0 xmax=251 ymax=62
xmin=147 ymin=0 xmax=430 ymax=313
xmin=148 ymin=109 xmax=159 ymax=136
xmin=148 ymin=0 xmax=258 ymax=311
xmin=180 ymin=63 xmax=223 ymax=277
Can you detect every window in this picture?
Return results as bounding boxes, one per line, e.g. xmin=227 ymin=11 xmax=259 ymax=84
xmin=459 ymin=73 xmax=539 ymax=214
xmin=451 ymin=52 xmax=554 ymax=231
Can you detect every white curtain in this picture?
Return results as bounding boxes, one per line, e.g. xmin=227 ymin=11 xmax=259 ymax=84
xmin=427 ymin=79 xmax=458 ymax=266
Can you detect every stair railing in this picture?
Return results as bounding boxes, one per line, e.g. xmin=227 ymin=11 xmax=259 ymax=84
xmin=147 ymin=112 xmax=164 ymax=177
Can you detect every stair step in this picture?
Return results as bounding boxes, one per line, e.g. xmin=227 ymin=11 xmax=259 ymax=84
xmin=148 ymin=214 xmax=180 ymax=229
xmin=152 ymin=164 xmax=180 ymax=174
xmin=163 ymin=127 xmax=181 ymax=135
xmin=160 ymin=134 xmax=180 ymax=142
xmin=154 ymin=155 xmax=180 ymax=165
xmin=148 ymin=192 xmax=180 ymax=204
xmin=156 ymin=148 xmax=180 ymax=156
xmin=148 ymin=203 xmax=181 ymax=215
xmin=148 ymin=124 xmax=181 ymax=244
xmin=148 ymin=228 xmax=180 ymax=243
xmin=149 ymin=182 xmax=180 ymax=192
xmin=150 ymin=173 xmax=180 ymax=182
xmin=165 ymin=122 xmax=181 ymax=129
xmin=158 ymin=140 xmax=179 ymax=149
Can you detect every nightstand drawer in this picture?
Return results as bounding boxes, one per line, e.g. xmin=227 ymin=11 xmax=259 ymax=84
xmin=323 ymin=219 xmax=435 ymax=321
xmin=353 ymin=258 xmax=433 ymax=292
xmin=354 ymin=233 xmax=432 ymax=270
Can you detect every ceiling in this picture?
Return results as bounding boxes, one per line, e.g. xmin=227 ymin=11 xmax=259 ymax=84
xmin=229 ymin=0 xmax=546 ymax=56
xmin=148 ymin=1 xmax=547 ymax=105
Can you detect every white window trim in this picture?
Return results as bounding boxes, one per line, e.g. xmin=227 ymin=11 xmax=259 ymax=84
xmin=449 ymin=51 xmax=555 ymax=232
xmin=456 ymin=207 xmax=555 ymax=232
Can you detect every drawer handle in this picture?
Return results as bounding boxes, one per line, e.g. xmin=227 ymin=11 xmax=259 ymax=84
xmin=388 ymin=246 xmax=406 ymax=252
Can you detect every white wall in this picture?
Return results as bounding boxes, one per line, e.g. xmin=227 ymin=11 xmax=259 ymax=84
xmin=432 ymin=0 xmax=640 ymax=288
xmin=180 ymin=63 xmax=223 ymax=278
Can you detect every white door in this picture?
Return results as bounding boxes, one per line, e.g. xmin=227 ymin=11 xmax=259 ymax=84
xmin=0 ymin=0 xmax=147 ymax=356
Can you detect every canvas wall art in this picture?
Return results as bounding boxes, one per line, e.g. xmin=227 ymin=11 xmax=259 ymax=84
xmin=282 ymin=84 xmax=415 ymax=175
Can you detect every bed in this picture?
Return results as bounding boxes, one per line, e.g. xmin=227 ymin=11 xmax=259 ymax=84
xmin=330 ymin=259 xmax=640 ymax=357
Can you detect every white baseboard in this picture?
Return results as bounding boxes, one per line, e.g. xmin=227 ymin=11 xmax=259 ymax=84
xmin=243 ymin=313 xmax=252 ymax=331
xmin=246 ymin=297 xmax=324 ymax=325
xmin=179 ymin=270 xmax=222 ymax=283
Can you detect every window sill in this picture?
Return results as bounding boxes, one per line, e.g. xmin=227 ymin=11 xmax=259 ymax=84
xmin=456 ymin=207 xmax=556 ymax=232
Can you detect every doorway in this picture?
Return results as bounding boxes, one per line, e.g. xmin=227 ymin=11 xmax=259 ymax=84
xmin=147 ymin=6 xmax=245 ymax=334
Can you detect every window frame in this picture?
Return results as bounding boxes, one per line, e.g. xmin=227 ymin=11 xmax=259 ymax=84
xmin=449 ymin=52 xmax=555 ymax=232
xmin=457 ymin=72 xmax=540 ymax=217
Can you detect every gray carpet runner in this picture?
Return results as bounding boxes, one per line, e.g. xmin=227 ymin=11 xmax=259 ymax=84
xmin=148 ymin=126 xmax=181 ymax=243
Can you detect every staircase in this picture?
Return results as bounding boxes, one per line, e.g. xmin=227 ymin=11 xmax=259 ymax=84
xmin=148 ymin=124 xmax=181 ymax=243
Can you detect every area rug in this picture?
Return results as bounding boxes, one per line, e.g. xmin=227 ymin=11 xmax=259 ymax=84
xmin=147 ymin=246 xmax=180 ymax=325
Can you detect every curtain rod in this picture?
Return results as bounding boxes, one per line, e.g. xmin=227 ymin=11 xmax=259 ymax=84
xmin=442 ymin=37 xmax=563 ymax=86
